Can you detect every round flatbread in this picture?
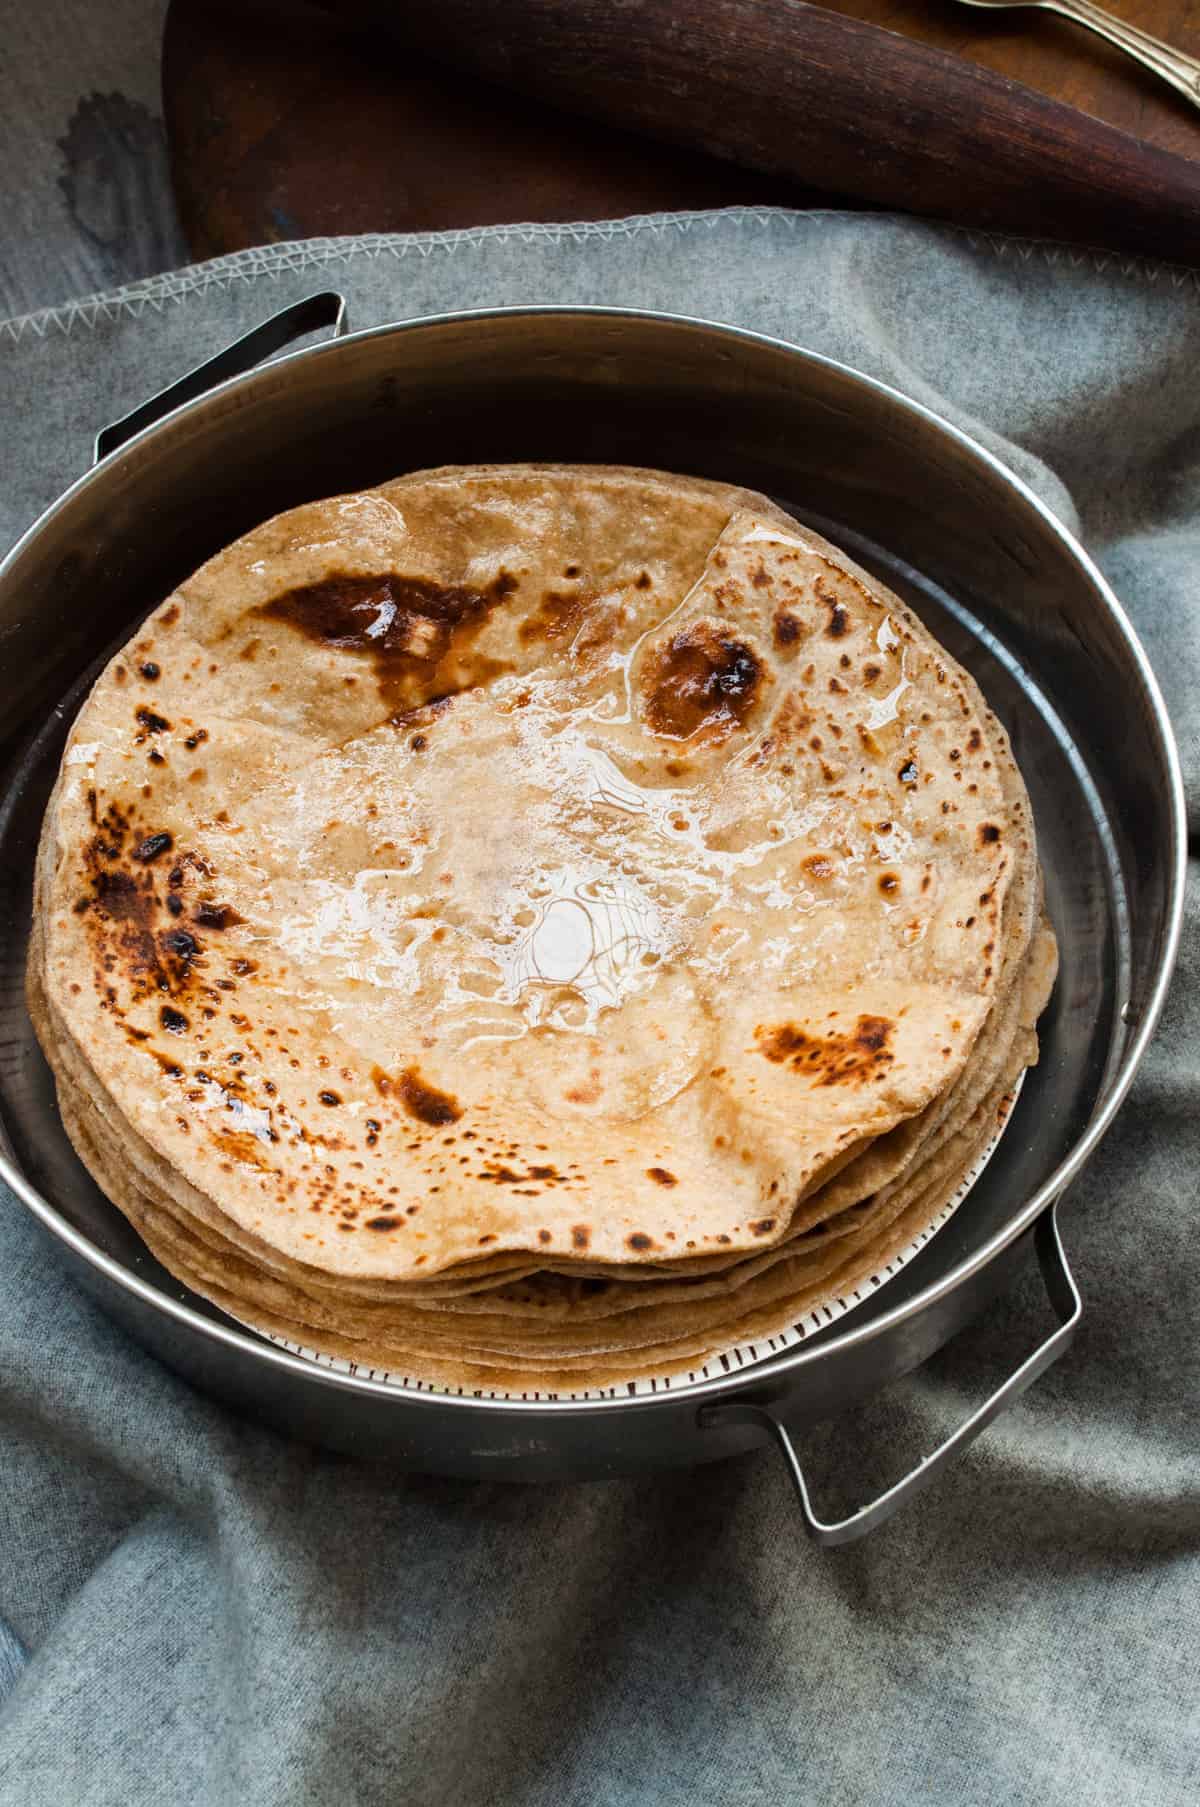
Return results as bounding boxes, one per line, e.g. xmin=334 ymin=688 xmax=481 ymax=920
xmin=31 ymin=464 xmax=1054 ymax=1388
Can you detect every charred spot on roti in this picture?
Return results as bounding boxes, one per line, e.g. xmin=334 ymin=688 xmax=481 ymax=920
xmin=642 ymin=621 xmax=762 ymax=742
xmin=518 ymin=588 xmax=598 ymax=647
xmin=365 ymin=1215 xmax=402 ymax=1232
xmin=256 ymin=569 xmax=517 ymax=714
xmin=209 ymin=1127 xmax=275 ymax=1171
xmin=755 ymin=1013 xmax=896 ymax=1087
xmin=86 ymin=866 xmax=141 ymax=920
xmin=160 ymin=1006 xmax=188 ymax=1034
xmin=393 ymin=692 xmax=458 ymax=734
xmin=749 ymin=1217 xmax=776 ymax=1237
xmin=627 ymin=1232 xmax=654 ymax=1251
xmin=898 ymin=759 xmax=918 ymax=787
xmin=160 ymin=937 xmax=202 ymax=995
xmin=394 ymin=1065 xmax=462 ymax=1126
xmin=193 ymin=901 xmax=243 ymax=930
xmin=978 ymin=823 xmax=1001 ymax=845
xmin=646 ymin=1167 xmax=677 ymax=1187
xmin=77 ymin=825 xmax=174 ymax=986
xmin=812 ymin=574 xmax=852 ymax=640
xmin=135 ymin=707 xmax=170 ymax=737
xmin=132 ymin=831 xmax=173 ymax=864
xmin=773 ymin=609 xmax=802 ymax=648
xmin=571 ymin=1224 xmax=591 ymax=1250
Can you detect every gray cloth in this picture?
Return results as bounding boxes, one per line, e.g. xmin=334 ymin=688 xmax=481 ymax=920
xmin=0 ymin=210 xmax=1196 ymax=1806
xmin=2 ymin=0 xmax=184 ymax=319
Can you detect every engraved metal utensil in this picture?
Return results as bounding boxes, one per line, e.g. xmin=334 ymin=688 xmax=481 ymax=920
xmin=952 ymin=0 xmax=1200 ymax=113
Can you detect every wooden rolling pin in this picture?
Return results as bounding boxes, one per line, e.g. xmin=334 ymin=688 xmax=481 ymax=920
xmin=335 ymin=0 xmax=1200 ymax=263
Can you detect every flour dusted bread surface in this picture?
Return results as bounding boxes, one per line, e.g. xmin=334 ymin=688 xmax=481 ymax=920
xmin=31 ymin=464 xmax=1053 ymax=1388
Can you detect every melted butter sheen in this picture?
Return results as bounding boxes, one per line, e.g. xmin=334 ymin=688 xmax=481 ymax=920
xmin=496 ymin=872 xmax=668 ymax=1023
xmin=211 ymin=509 xmax=998 ymax=1124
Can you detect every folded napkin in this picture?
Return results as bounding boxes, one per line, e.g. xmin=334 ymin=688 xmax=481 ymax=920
xmin=0 ymin=210 xmax=1196 ymax=1807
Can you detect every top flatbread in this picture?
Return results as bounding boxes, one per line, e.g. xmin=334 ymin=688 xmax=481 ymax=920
xmin=36 ymin=465 xmax=1027 ymax=1280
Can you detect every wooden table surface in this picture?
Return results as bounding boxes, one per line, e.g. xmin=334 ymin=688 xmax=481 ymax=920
xmin=164 ymin=0 xmax=1200 ymax=259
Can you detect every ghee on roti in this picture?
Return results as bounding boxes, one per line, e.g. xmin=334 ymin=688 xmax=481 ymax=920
xmin=31 ymin=464 xmax=1054 ymax=1388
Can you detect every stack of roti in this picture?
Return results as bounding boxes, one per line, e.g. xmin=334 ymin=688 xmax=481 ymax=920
xmin=30 ymin=465 xmax=1056 ymax=1393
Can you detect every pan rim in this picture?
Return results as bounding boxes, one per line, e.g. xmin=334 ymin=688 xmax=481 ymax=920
xmin=0 ymin=303 xmax=1185 ymax=1418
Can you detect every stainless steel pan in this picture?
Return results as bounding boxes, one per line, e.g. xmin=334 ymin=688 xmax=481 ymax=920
xmin=0 ymin=299 xmax=1183 ymax=1542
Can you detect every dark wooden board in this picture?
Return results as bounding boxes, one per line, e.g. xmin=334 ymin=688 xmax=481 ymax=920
xmin=165 ymin=0 xmax=1200 ymax=262
xmin=164 ymin=1 xmax=807 ymax=260
xmin=835 ymin=0 xmax=1200 ymax=164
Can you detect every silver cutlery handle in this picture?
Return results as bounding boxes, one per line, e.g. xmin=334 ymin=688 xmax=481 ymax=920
xmin=1047 ymin=0 xmax=1200 ymax=110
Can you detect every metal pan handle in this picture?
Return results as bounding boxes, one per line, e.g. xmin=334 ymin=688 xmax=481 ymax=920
xmin=93 ymin=291 xmax=348 ymax=464
xmin=700 ymin=1204 xmax=1081 ymax=1547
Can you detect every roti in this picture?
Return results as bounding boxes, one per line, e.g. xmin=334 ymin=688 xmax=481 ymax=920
xmin=30 ymin=463 xmax=1055 ymax=1389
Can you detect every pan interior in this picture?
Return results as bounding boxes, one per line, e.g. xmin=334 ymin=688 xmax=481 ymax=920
xmin=0 ymin=312 xmax=1147 ymax=1391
